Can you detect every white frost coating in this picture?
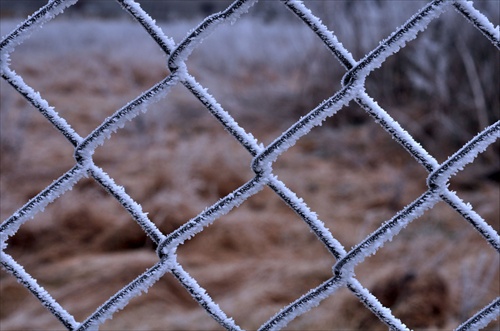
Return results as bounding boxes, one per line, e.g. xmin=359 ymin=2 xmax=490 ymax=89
xmin=456 ymin=298 xmax=500 ymax=331
xmin=454 ymin=0 xmax=500 ymax=49
xmin=428 ymin=122 xmax=499 ymax=189
xmin=76 ymin=75 xmax=180 ymax=162
xmin=1 ymin=0 xmax=499 ymax=329
xmin=358 ymin=92 xmax=439 ymax=172
xmin=253 ymin=86 xmax=356 ymax=174
xmin=89 ymin=165 xmax=166 ymax=244
xmin=260 ymin=276 xmax=345 ymax=331
xmin=120 ymin=0 xmax=176 ymax=52
xmin=184 ymin=74 xmax=262 ymax=155
xmin=0 ymin=165 xmax=86 ymax=245
xmin=0 ymin=0 xmax=79 ymax=59
xmin=79 ymin=256 xmax=176 ymax=330
xmin=227 ymin=0 xmax=259 ymax=25
xmin=346 ymin=0 xmax=450 ymax=85
xmin=284 ymin=0 xmax=440 ymax=174
xmin=168 ymin=0 xmax=258 ymax=70
xmin=268 ymin=175 xmax=347 ymax=258
xmin=1 ymin=67 xmax=82 ymax=144
xmin=441 ymin=190 xmax=500 ymax=250
xmin=1 ymin=252 xmax=79 ymax=330
xmin=348 ymin=279 xmax=410 ymax=331
xmin=285 ymin=0 xmax=356 ymax=69
xmin=160 ymin=176 xmax=266 ymax=253
xmin=286 ymin=0 xmax=441 ymax=175
xmin=172 ymin=264 xmax=243 ymax=330
xmin=334 ymin=191 xmax=441 ymax=275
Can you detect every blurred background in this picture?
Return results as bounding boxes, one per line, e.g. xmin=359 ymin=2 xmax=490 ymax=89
xmin=1 ymin=0 xmax=233 ymax=19
xmin=1 ymin=0 xmax=499 ymax=330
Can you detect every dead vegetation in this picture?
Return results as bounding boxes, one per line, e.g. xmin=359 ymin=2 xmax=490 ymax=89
xmin=1 ymin=10 xmax=499 ymax=331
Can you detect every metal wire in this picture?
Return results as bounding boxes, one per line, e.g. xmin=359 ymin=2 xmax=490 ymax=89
xmin=1 ymin=0 xmax=499 ymax=330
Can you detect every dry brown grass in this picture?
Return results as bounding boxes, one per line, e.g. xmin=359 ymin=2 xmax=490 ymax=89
xmin=1 ymin=17 xmax=499 ymax=331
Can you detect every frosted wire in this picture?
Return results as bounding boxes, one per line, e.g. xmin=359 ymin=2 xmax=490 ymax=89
xmin=0 ymin=0 xmax=498 ymax=330
xmin=0 ymin=252 xmax=80 ymax=330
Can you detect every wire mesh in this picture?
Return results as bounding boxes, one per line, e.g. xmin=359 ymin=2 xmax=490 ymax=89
xmin=0 ymin=0 xmax=499 ymax=330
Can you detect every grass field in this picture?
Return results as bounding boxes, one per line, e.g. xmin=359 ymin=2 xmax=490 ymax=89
xmin=1 ymin=3 xmax=499 ymax=329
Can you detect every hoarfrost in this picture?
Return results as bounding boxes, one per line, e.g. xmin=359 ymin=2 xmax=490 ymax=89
xmin=342 ymin=0 xmax=450 ymax=87
xmin=0 ymin=165 xmax=86 ymax=244
xmin=428 ymin=121 xmax=499 ymax=190
xmin=78 ymin=256 xmax=175 ymax=330
xmin=0 ymin=0 xmax=79 ymax=58
xmin=1 ymin=252 xmax=79 ymax=330
xmin=168 ymin=0 xmax=258 ymax=70
xmin=1 ymin=0 xmax=499 ymax=329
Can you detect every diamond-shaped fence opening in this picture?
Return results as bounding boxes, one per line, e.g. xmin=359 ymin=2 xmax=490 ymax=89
xmin=0 ymin=0 xmax=499 ymax=330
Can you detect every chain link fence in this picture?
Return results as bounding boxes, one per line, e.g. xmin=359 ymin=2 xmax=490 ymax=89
xmin=1 ymin=0 xmax=499 ymax=330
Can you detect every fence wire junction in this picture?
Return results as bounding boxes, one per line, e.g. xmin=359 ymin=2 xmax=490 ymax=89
xmin=0 ymin=0 xmax=499 ymax=330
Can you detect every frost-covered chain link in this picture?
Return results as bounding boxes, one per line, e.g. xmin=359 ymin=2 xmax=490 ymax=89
xmin=0 ymin=0 xmax=499 ymax=330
